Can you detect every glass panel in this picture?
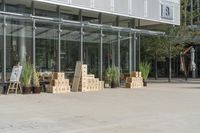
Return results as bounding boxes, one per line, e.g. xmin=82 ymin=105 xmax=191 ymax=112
xmin=35 ymin=21 xmax=58 ymax=72
xmin=35 ymin=2 xmax=57 ymax=18
xmin=120 ymin=32 xmax=130 ymax=74
xmin=6 ymin=0 xmax=31 ymax=14
xmin=61 ymin=24 xmax=81 ymax=78
xmin=102 ymin=30 xmax=118 ymax=79
xmin=0 ymin=15 xmax=3 ymax=80
xmin=6 ymin=16 xmax=33 ymax=79
xmin=0 ymin=0 xmax=2 ymax=11
xmin=83 ymin=26 xmax=100 ymax=77
xmin=60 ymin=6 xmax=79 ymax=21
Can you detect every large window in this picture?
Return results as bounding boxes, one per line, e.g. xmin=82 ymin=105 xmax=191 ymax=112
xmin=60 ymin=6 xmax=79 ymax=21
xmin=35 ymin=21 xmax=58 ymax=72
xmin=5 ymin=0 xmax=31 ymax=14
xmin=0 ymin=0 xmax=2 ymax=11
xmin=6 ymin=16 xmax=33 ymax=78
xmin=35 ymin=2 xmax=57 ymax=18
xmin=103 ymin=30 xmax=118 ymax=79
xmin=61 ymin=24 xmax=80 ymax=77
xmin=120 ymin=32 xmax=130 ymax=74
xmin=83 ymin=26 xmax=101 ymax=77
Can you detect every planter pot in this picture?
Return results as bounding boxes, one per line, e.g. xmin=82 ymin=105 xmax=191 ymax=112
xmin=32 ymin=87 xmax=41 ymax=94
xmin=111 ymin=82 xmax=118 ymax=88
xmin=23 ymin=87 xmax=32 ymax=94
xmin=143 ymin=80 xmax=147 ymax=87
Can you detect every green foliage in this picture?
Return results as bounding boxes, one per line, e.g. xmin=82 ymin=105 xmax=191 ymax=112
xmin=33 ymin=67 xmax=40 ymax=87
xmin=140 ymin=62 xmax=151 ymax=81
xmin=21 ymin=63 xmax=33 ymax=87
xmin=105 ymin=66 xmax=120 ymax=85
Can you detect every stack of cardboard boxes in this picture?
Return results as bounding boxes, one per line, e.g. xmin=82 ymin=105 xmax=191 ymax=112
xmin=47 ymin=72 xmax=71 ymax=93
xmin=78 ymin=64 xmax=104 ymax=92
xmin=126 ymin=71 xmax=143 ymax=88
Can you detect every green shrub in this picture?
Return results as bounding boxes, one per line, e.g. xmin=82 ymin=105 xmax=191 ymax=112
xmin=21 ymin=63 xmax=33 ymax=87
xmin=105 ymin=66 xmax=120 ymax=85
xmin=140 ymin=62 xmax=151 ymax=81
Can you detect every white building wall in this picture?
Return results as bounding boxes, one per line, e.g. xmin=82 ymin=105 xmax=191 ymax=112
xmin=34 ymin=0 xmax=180 ymax=25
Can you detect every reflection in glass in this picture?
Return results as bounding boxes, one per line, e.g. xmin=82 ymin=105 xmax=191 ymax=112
xmin=5 ymin=0 xmax=31 ymax=14
xmin=0 ymin=0 xmax=2 ymax=11
xmin=35 ymin=22 xmax=58 ymax=72
xmin=6 ymin=16 xmax=33 ymax=78
xmin=61 ymin=24 xmax=80 ymax=76
xmin=83 ymin=27 xmax=100 ymax=77
xmin=103 ymin=30 xmax=118 ymax=79
xmin=120 ymin=32 xmax=130 ymax=74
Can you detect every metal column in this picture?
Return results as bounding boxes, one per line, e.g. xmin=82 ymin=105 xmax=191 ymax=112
xmin=138 ymin=34 xmax=141 ymax=71
xmin=168 ymin=41 xmax=171 ymax=82
xmin=100 ymin=28 xmax=103 ymax=80
xmin=118 ymin=31 xmax=121 ymax=85
xmin=80 ymin=25 xmax=84 ymax=62
xmin=57 ymin=24 xmax=61 ymax=72
xmin=133 ymin=33 xmax=137 ymax=71
xmin=198 ymin=0 xmax=200 ymax=22
xmin=129 ymin=32 xmax=132 ymax=74
xmin=118 ymin=31 xmax=121 ymax=69
xmin=191 ymin=0 xmax=193 ymax=25
xmin=2 ymin=0 xmax=6 ymax=81
xmin=79 ymin=9 xmax=83 ymax=62
xmin=57 ymin=6 xmax=61 ymax=72
xmin=32 ymin=1 xmax=36 ymax=67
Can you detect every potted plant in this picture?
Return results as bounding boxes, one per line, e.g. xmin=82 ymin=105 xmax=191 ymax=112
xmin=105 ymin=66 xmax=120 ymax=88
xmin=140 ymin=62 xmax=151 ymax=87
xmin=21 ymin=63 xmax=33 ymax=94
xmin=32 ymin=67 xmax=41 ymax=94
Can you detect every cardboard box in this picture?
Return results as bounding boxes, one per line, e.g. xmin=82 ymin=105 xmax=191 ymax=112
xmin=53 ymin=72 xmax=65 ymax=79
xmin=131 ymin=71 xmax=138 ymax=77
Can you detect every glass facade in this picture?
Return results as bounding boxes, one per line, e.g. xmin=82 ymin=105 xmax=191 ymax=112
xmin=103 ymin=30 xmax=118 ymax=78
xmin=35 ymin=21 xmax=58 ymax=72
xmin=0 ymin=0 xmax=162 ymax=83
xmin=5 ymin=0 xmax=31 ymax=14
xmin=6 ymin=16 xmax=33 ymax=78
xmin=0 ymin=0 xmax=2 ymax=11
xmin=120 ymin=32 xmax=130 ymax=74
xmin=61 ymin=24 xmax=81 ymax=77
xmin=83 ymin=26 xmax=101 ymax=77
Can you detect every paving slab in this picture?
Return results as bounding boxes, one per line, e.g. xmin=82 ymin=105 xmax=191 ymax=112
xmin=0 ymin=83 xmax=200 ymax=133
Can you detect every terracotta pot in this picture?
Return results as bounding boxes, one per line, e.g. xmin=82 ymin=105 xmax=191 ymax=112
xmin=32 ymin=87 xmax=41 ymax=94
xmin=23 ymin=87 xmax=32 ymax=94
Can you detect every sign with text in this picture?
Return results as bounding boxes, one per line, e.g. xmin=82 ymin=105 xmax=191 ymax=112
xmin=10 ymin=66 xmax=23 ymax=82
xmin=161 ymin=4 xmax=173 ymax=20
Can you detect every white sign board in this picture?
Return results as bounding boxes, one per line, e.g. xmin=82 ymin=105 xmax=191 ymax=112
xmin=10 ymin=66 xmax=23 ymax=82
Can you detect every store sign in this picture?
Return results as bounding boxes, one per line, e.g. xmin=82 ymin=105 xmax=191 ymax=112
xmin=161 ymin=4 xmax=173 ymax=20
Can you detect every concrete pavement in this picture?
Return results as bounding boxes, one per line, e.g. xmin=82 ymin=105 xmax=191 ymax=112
xmin=0 ymin=83 xmax=200 ymax=133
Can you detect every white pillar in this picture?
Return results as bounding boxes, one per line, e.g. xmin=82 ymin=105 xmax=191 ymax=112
xmin=19 ymin=26 xmax=26 ymax=65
